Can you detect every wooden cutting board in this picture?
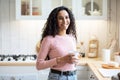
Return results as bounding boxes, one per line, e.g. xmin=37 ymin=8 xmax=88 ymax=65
xmin=102 ymin=64 xmax=120 ymax=69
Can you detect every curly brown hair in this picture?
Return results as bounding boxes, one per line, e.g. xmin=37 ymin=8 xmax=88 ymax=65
xmin=41 ymin=6 xmax=77 ymax=42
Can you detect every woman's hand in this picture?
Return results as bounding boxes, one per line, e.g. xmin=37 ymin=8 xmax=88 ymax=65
xmin=56 ymin=54 xmax=80 ymax=64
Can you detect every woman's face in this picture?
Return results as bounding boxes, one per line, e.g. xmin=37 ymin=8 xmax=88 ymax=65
xmin=57 ymin=10 xmax=70 ymax=31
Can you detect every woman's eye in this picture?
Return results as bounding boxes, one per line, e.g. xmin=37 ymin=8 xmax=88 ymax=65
xmin=58 ymin=16 xmax=69 ymax=20
xmin=65 ymin=16 xmax=69 ymax=19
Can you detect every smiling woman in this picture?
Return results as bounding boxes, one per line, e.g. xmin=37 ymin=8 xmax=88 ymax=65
xmin=36 ymin=6 xmax=78 ymax=80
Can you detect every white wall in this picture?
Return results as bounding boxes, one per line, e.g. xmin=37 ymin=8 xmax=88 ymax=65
xmin=76 ymin=20 xmax=108 ymax=56
xmin=0 ymin=0 xmax=118 ymax=58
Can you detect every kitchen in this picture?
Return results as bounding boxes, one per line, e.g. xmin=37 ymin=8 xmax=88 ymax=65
xmin=0 ymin=0 xmax=120 ymax=80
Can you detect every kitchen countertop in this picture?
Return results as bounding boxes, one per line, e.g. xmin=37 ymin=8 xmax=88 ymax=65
xmin=0 ymin=57 xmax=118 ymax=80
xmin=0 ymin=61 xmax=36 ymax=66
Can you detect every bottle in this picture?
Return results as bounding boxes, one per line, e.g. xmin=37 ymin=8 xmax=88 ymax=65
xmin=79 ymin=42 xmax=85 ymax=57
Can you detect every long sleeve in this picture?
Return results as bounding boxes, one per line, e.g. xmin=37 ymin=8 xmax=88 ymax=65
xmin=36 ymin=37 xmax=57 ymax=70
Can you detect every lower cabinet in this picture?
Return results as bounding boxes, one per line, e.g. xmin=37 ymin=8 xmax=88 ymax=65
xmin=38 ymin=68 xmax=50 ymax=80
xmin=76 ymin=65 xmax=99 ymax=80
xmin=76 ymin=65 xmax=88 ymax=80
xmin=88 ymin=67 xmax=98 ymax=80
xmin=0 ymin=66 xmax=39 ymax=80
xmin=0 ymin=66 xmax=50 ymax=80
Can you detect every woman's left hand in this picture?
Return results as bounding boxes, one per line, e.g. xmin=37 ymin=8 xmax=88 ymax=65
xmin=71 ymin=55 xmax=80 ymax=64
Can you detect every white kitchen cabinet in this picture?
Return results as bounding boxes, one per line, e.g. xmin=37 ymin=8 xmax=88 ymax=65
xmin=16 ymin=0 xmax=74 ymax=20
xmin=88 ymin=67 xmax=98 ymax=80
xmin=0 ymin=74 xmax=38 ymax=80
xmin=76 ymin=0 xmax=108 ymax=19
xmin=0 ymin=66 xmax=39 ymax=80
xmin=16 ymin=0 xmax=107 ymax=20
xmin=76 ymin=65 xmax=88 ymax=80
xmin=16 ymin=0 xmax=51 ymax=20
xmin=38 ymin=68 xmax=50 ymax=80
xmin=0 ymin=66 xmax=50 ymax=80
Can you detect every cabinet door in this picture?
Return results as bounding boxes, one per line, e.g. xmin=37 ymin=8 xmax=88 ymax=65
xmin=0 ymin=66 xmax=39 ymax=80
xmin=76 ymin=0 xmax=107 ymax=19
xmin=88 ymin=68 xmax=98 ymax=80
xmin=76 ymin=66 xmax=88 ymax=80
xmin=16 ymin=0 xmax=51 ymax=20
xmin=38 ymin=68 xmax=50 ymax=80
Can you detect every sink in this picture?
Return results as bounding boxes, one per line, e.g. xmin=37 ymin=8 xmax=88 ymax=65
xmin=98 ymin=68 xmax=120 ymax=77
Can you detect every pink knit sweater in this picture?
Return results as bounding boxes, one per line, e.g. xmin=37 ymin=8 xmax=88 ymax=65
xmin=36 ymin=35 xmax=76 ymax=71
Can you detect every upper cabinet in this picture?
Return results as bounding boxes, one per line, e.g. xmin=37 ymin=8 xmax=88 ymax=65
xmin=76 ymin=0 xmax=108 ymax=20
xmin=16 ymin=0 xmax=107 ymax=20
xmin=16 ymin=0 xmax=73 ymax=20
xmin=16 ymin=0 xmax=51 ymax=20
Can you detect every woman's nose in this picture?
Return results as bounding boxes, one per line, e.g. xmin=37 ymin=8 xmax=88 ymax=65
xmin=63 ymin=18 xmax=67 ymax=23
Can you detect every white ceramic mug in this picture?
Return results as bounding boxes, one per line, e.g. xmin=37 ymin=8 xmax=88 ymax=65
xmin=102 ymin=49 xmax=111 ymax=63
xmin=69 ymin=51 xmax=79 ymax=59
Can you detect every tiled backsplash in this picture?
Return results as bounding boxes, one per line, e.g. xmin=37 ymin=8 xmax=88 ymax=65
xmin=0 ymin=20 xmax=109 ymax=56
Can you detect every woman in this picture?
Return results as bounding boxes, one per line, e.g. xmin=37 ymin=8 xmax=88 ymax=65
xmin=36 ymin=6 xmax=79 ymax=80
